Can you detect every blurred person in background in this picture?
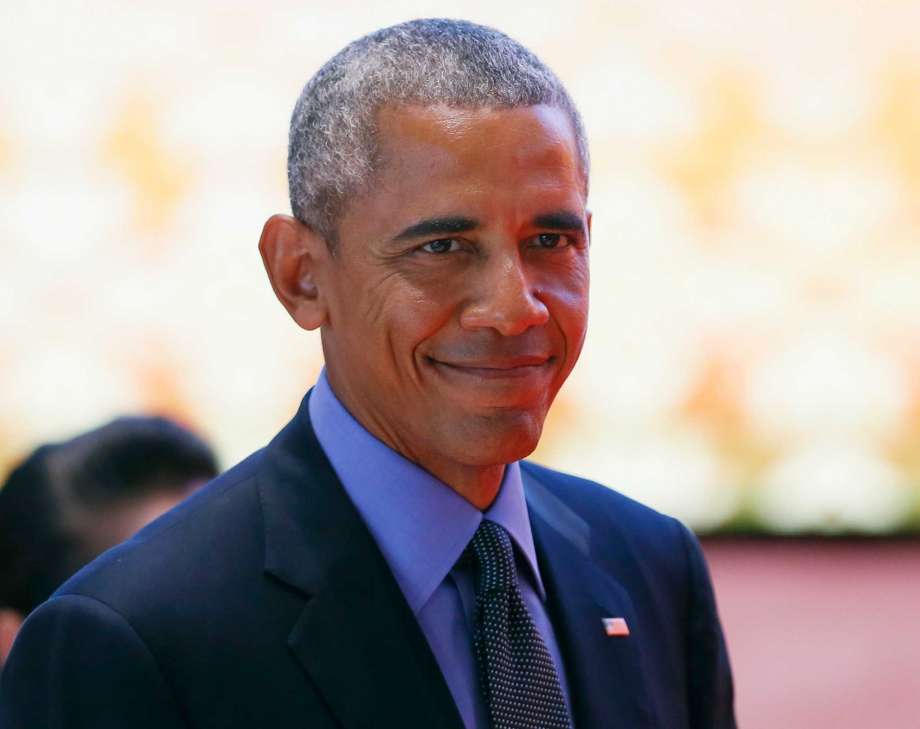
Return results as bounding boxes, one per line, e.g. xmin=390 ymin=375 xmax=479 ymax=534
xmin=0 ymin=416 xmax=218 ymax=669
xmin=0 ymin=19 xmax=734 ymax=729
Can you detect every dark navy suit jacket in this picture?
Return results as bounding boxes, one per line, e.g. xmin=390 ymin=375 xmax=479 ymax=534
xmin=0 ymin=394 xmax=735 ymax=728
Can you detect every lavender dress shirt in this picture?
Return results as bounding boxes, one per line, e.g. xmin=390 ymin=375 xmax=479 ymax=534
xmin=308 ymin=370 xmax=571 ymax=729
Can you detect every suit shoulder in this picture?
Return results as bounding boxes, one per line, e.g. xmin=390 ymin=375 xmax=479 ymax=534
xmin=521 ymin=460 xmax=682 ymax=534
xmin=53 ymin=448 xmax=267 ymax=608
xmin=0 ymin=593 xmax=187 ymax=727
xmin=521 ymin=459 xmax=695 ymax=579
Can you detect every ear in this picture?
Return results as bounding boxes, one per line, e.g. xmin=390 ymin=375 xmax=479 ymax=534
xmin=258 ymin=214 xmax=329 ymax=331
xmin=0 ymin=608 xmax=23 ymax=665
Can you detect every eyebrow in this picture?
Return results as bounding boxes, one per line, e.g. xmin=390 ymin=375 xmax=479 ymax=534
xmin=531 ymin=210 xmax=586 ymax=233
xmin=393 ymin=216 xmax=479 ymax=241
xmin=390 ymin=210 xmax=585 ymax=243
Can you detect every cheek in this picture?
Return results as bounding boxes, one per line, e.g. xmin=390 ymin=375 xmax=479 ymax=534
xmin=368 ymin=283 xmax=459 ymax=365
xmin=540 ymin=261 xmax=590 ymax=348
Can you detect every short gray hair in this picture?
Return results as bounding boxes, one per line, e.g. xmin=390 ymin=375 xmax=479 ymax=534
xmin=287 ymin=18 xmax=589 ymax=241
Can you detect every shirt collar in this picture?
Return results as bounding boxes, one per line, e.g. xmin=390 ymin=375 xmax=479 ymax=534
xmin=308 ymin=369 xmax=546 ymax=614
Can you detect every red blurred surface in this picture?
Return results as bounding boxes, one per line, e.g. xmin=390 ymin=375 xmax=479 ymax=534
xmin=702 ymin=539 xmax=920 ymax=729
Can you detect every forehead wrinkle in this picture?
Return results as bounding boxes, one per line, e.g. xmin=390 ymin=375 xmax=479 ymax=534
xmin=373 ymin=106 xmax=465 ymax=175
xmin=376 ymin=103 xmax=576 ymax=182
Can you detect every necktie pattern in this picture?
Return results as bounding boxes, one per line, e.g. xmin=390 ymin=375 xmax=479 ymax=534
xmin=469 ymin=520 xmax=574 ymax=729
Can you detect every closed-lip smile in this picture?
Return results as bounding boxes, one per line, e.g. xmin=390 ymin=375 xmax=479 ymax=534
xmin=427 ymin=355 xmax=554 ymax=379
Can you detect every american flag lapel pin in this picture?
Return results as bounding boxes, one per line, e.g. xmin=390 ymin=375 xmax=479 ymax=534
xmin=602 ymin=617 xmax=630 ymax=637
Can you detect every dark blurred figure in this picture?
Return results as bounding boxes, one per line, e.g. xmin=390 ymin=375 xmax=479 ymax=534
xmin=0 ymin=416 xmax=218 ymax=667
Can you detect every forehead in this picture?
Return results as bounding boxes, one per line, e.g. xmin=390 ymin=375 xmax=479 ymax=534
xmin=349 ymin=103 xmax=585 ymax=231
xmin=375 ymin=103 xmax=582 ymax=182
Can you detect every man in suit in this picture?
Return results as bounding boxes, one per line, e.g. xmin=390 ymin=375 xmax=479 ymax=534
xmin=0 ymin=19 xmax=735 ymax=728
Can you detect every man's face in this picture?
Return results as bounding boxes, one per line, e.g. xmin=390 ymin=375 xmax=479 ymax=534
xmin=319 ymin=103 xmax=589 ymax=480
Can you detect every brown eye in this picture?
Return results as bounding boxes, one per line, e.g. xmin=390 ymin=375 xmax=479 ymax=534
xmin=536 ymin=233 xmax=565 ymax=248
xmin=421 ymin=238 xmax=459 ymax=254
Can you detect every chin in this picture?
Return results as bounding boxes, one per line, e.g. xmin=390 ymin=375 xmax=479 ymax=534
xmin=457 ymin=410 xmax=545 ymax=466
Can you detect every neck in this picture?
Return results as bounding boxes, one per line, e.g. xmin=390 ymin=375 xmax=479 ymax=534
xmin=419 ymin=460 xmax=505 ymax=510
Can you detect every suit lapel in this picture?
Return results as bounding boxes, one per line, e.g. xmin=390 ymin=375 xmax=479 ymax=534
xmin=258 ymin=395 xmax=464 ymax=729
xmin=523 ymin=467 xmax=655 ymax=728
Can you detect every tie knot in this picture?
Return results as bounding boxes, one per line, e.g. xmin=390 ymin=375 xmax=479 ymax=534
xmin=469 ymin=520 xmax=517 ymax=594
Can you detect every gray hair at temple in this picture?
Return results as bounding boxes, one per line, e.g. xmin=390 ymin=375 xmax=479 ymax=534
xmin=287 ymin=18 xmax=589 ymax=244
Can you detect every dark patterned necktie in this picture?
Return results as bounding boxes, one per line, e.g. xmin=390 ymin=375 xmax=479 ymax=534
xmin=468 ymin=520 xmax=574 ymax=729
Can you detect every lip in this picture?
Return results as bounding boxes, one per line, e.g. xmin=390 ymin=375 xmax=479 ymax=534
xmin=427 ymin=355 xmax=554 ymax=379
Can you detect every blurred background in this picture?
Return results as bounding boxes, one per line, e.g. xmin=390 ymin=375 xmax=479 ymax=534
xmin=1 ymin=0 xmax=918 ymax=725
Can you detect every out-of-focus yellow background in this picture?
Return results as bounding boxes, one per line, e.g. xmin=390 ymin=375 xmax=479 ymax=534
xmin=2 ymin=0 xmax=920 ymax=536
xmin=4 ymin=4 xmax=920 ymax=726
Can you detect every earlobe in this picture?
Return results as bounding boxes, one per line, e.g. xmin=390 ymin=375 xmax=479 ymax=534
xmin=258 ymin=214 xmax=329 ymax=331
xmin=0 ymin=608 xmax=23 ymax=665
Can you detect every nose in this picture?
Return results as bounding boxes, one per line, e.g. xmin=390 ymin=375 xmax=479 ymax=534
xmin=459 ymin=254 xmax=549 ymax=336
